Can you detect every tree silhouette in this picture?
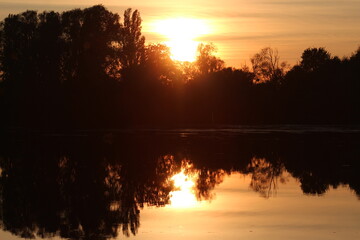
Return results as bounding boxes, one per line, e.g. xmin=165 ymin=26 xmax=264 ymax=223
xmin=118 ymin=8 xmax=145 ymax=71
xmin=195 ymin=43 xmax=224 ymax=75
xmin=60 ymin=5 xmax=122 ymax=128
xmin=250 ymin=47 xmax=289 ymax=84
xmin=143 ymin=43 xmax=181 ymax=84
xmin=300 ymin=47 xmax=331 ymax=72
xmin=0 ymin=5 xmax=360 ymax=128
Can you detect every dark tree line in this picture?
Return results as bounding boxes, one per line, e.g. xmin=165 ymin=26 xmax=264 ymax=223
xmin=0 ymin=5 xmax=144 ymax=130
xmin=1 ymin=5 xmax=360 ymax=130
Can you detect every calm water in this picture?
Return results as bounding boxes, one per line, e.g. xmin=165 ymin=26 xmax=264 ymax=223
xmin=0 ymin=127 xmax=359 ymax=240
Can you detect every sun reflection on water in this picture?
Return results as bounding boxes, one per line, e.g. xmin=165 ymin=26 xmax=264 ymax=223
xmin=163 ymin=159 xmax=223 ymax=209
xmin=169 ymin=170 xmax=198 ymax=208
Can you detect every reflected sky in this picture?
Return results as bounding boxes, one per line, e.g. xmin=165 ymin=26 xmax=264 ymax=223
xmin=140 ymin=172 xmax=360 ymax=240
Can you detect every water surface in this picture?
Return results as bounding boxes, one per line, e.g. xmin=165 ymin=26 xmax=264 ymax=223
xmin=0 ymin=127 xmax=359 ymax=240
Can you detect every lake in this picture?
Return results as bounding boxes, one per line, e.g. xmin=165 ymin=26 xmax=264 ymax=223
xmin=0 ymin=126 xmax=359 ymax=240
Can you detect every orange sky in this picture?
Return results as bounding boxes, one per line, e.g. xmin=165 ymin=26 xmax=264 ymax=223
xmin=1 ymin=0 xmax=360 ymax=67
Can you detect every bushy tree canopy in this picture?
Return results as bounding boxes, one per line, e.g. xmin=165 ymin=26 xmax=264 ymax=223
xmin=0 ymin=5 xmax=360 ymax=129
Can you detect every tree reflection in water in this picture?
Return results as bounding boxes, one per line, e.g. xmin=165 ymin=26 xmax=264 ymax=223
xmin=0 ymin=132 xmax=359 ymax=239
xmin=246 ymin=157 xmax=288 ymax=198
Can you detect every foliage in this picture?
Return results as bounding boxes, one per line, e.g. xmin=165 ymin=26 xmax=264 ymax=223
xmin=250 ymin=47 xmax=289 ymax=83
xmin=195 ymin=43 xmax=224 ymax=74
xmin=0 ymin=5 xmax=360 ymax=129
xmin=118 ymin=8 xmax=145 ymax=70
xmin=300 ymin=47 xmax=331 ymax=72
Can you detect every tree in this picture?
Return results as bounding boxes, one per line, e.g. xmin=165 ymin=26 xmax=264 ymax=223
xmin=300 ymin=47 xmax=331 ymax=72
xmin=349 ymin=46 xmax=360 ymax=64
xmin=0 ymin=11 xmax=40 ymax=128
xmin=250 ymin=47 xmax=289 ymax=83
xmin=60 ymin=5 xmax=122 ymax=128
xmin=195 ymin=43 xmax=224 ymax=75
xmin=143 ymin=43 xmax=181 ymax=84
xmin=0 ymin=22 xmax=3 ymax=82
xmin=118 ymin=8 xmax=145 ymax=70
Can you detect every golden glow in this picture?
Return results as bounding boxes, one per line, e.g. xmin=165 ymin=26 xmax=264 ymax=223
xmin=165 ymin=40 xmax=199 ymax=62
xmin=152 ymin=18 xmax=211 ymax=62
xmin=169 ymin=170 xmax=198 ymax=208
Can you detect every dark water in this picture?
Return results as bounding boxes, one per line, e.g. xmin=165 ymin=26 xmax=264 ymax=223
xmin=0 ymin=127 xmax=360 ymax=240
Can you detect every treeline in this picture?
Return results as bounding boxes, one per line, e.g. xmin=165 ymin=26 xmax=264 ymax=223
xmin=0 ymin=5 xmax=360 ymax=130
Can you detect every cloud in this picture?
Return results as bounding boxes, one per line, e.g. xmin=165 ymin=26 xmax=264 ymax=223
xmin=256 ymin=0 xmax=360 ymax=6
xmin=196 ymin=32 xmax=338 ymax=43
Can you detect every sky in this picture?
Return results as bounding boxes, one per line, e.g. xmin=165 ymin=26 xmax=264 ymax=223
xmin=1 ymin=0 xmax=360 ymax=67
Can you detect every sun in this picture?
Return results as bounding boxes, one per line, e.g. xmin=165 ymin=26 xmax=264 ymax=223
xmin=152 ymin=18 xmax=211 ymax=62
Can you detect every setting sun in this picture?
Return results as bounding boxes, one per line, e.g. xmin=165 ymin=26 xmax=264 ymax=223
xmin=152 ymin=18 xmax=211 ymax=61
